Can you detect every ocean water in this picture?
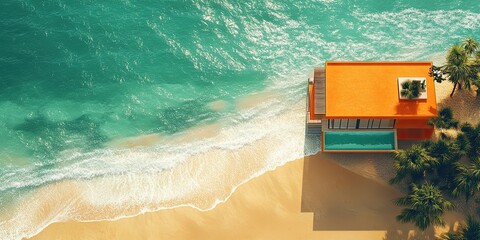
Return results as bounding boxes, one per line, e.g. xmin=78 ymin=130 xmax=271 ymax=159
xmin=0 ymin=0 xmax=479 ymax=238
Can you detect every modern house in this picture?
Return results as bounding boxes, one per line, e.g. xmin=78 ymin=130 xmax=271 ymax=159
xmin=306 ymin=62 xmax=438 ymax=152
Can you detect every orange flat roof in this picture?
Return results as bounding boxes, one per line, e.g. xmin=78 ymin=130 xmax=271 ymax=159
xmin=325 ymin=62 xmax=437 ymax=118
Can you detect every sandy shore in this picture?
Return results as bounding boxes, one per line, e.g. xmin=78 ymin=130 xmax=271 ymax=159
xmin=29 ymin=154 xmax=462 ymax=240
xmin=30 ymin=80 xmax=478 ymax=240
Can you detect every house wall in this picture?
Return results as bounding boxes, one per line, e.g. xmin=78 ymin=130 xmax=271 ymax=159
xmin=309 ymin=84 xmax=314 ymax=120
xmin=395 ymin=118 xmax=433 ymax=140
xmin=395 ymin=119 xmax=430 ymax=128
xmin=397 ymin=128 xmax=434 ymax=140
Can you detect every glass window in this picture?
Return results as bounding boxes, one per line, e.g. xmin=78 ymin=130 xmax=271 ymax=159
xmin=333 ymin=119 xmax=340 ymax=129
xmin=380 ymin=119 xmax=395 ymax=129
xmin=330 ymin=118 xmax=395 ymax=129
xmin=359 ymin=119 xmax=369 ymax=129
xmin=390 ymin=119 xmax=396 ymax=128
xmin=347 ymin=119 xmax=357 ymax=129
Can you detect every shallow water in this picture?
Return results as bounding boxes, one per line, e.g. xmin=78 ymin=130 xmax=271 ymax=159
xmin=0 ymin=0 xmax=479 ymax=239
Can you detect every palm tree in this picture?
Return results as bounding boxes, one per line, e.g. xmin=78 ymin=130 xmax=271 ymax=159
xmin=438 ymin=37 xmax=480 ymax=97
xmin=426 ymin=139 xmax=461 ymax=163
xmin=460 ymin=123 xmax=480 ymax=161
xmin=471 ymin=58 xmax=480 ymax=97
xmin=390 ymin=145 xmax=438 ymax=184
xmin=462 ymin=37 xmax=479 ymax=57
xmin=471 ymin=73 xmax=480 ymax=97
xmin=462 ymin=37 xmax=480 ymax=96
xmin=401 ymin=80 xmax=422 ymax=99
xmin=456 ymin=132 xmax=471 ymax=158
xmin=468 ymin=47 xmax=480 ymax=97
xmin=453 ymin=160 xmax=480 ymax=202
xmin=438 ymin=216 xmax=480 ymax=240
xmin=426 ymin=139 xmax=462 ymax=189
xmin=429 ymin=107 xmax=459 ymax=139
xmin=438 ymin=232 xmax=463 ymax=240
xmin=396 ymin=183 xmax=454 ymax=231
xmin=445 ymin=44 xmax=472 ymax=97
xmin=462 ymin=216 xmax=480 ymax=240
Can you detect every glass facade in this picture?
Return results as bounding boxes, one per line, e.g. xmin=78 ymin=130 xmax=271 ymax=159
xmin=327 ymin=119 xmax=396 ymax=129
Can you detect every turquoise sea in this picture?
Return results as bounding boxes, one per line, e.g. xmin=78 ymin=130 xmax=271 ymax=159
xmin=1 ymin=0 xmax=479 ymax=238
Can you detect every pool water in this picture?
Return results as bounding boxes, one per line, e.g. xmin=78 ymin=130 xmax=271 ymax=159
xmin=323 ymin=131 xmax=396 ymax=151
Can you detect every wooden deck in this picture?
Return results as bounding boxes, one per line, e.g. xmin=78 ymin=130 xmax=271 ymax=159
xmin=314 ymin=67 xmax=326 ymax=115
xmin=306 ymin=67 xmax=326 ymax=134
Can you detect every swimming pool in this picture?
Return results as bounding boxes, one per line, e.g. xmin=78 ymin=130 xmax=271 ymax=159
xmin=323 ymin=131 xmax=396 ymax=151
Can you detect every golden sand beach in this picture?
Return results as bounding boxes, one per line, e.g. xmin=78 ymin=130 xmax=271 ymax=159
xmin=30 ymin=81 xmax=478 ymax=240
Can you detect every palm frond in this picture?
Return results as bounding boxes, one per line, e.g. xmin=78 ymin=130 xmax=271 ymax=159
xmin=395 ymin=183 xmax=453 ymax=231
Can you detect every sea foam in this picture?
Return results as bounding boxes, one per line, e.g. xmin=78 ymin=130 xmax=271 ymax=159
xmin=0 ymin=86 xmax=319 ymax=239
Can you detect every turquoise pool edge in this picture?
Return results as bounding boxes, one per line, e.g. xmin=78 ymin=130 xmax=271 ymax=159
xmin=323 ymin=130 xmax=397 ymax=152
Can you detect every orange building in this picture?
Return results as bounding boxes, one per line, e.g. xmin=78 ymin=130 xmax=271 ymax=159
xmin=306 ymin=62 xmax=437 ymax=152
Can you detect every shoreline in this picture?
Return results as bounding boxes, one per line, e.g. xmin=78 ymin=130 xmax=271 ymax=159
xmin=22 ymin=158 xmax=296 ymax=240
xmin=3 ymin=92 xmax=312 ymax=240
xmin=28 ymin=74 xmax=480 ymax=239
xmin=29 ymin=154 xmax=463 ymax=240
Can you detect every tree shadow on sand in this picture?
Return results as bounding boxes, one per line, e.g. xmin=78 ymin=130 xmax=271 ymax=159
xmin=395 ymin=100 xmax=421 ymax=116
xmin=437 ymin=90 xmax=480 ymax=124
xmin=383 ymin=227 xmax=436 ymax=240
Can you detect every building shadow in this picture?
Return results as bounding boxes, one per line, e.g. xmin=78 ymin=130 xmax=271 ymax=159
xmin=300 ymin=152 xmax=405 ymax=231
xmin=300 ymin=133 xmax=440 ymax=238
xmin=397 ymin=140 xmax=423 ymax=149
xmin=300 ymin=133 xmax=462 ymax=239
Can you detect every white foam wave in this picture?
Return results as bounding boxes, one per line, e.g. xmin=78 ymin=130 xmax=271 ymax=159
xmin=352 ymin=8 xmax=480 ymax=60
xmin=0 ymin=83 xmax=320 ymax=239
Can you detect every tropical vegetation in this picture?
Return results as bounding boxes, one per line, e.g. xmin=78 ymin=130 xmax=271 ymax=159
xmin=400 ymin=80 xmax=422 ymax=99
xmin=438 ymin=216 xmax=480 ymax=240
xmin=428 ymin=107 xmax=459 ymax=139
xmin=429 ymin=107 xmax=459 ymax=130
xmin=390 ymin=144 xmax=437 ymax=184
xmin=458 ymin=123 xmax=480 ymax=161
xmin=396 ymin=183 xmax=454 ymax=231
xmin=391 ymin=36 xmax=480 ymax=236
xmin=390 ymin=108 xmax=480 ymax=233
xmin=431 ymin=37 xmax=480 ymax=97
xmin=452 ymin=160 xmax=480 ymax=203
